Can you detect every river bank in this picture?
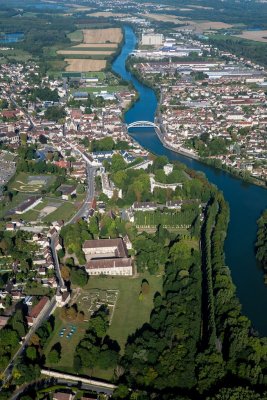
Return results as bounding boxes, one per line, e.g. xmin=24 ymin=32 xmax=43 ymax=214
xmin=155 ymin=123 xmax=266 ymax=188
xmin=112 ymin=25 xmax=267 ymax=335
xmin=154 ymin=126 xmax=200 ymax=160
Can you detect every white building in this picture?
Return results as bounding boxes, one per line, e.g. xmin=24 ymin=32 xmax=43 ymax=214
xmin=141 ymin=33 xmax=163 ymax=46
xmin=83 ymin=238 xmax=133 ymax=276
xmin=163 ymin=163 xmax=173 ymax=175
xmin=15 ymin=196 xmax=42 ymax=214
xmin=86 ymin=258 xmax=133 ymax=276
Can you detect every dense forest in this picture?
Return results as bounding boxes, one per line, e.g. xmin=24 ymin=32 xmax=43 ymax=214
xmin=256 ymin=209 xmax=267 ymax=278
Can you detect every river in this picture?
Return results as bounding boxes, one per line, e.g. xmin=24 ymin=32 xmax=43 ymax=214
xmin=112 ymin=26 xmax=267 ymax=334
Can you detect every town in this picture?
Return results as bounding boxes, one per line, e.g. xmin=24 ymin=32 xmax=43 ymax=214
xmin=0 ymin=1 xmax=267 ymax=399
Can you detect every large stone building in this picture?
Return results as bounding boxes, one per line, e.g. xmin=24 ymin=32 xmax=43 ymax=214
xmin=141 ymin=33 xmax=163 ymax=46
xmin=83 ymin=238 xmax=133 ymax=276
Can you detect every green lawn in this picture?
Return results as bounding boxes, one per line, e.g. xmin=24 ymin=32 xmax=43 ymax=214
xmin=44 ymin=309 xmax=87 ymax=371
xmin=134 ymin=210 xmax=196 ymax=227
xmin=43 ymin=202 xmax=77 ymax=223
xmin=84 ymin=273 xmax=163 ymax=351
xmin=44 ymin=273 xmax=162 ymax=380
xmin=84 ymin=71 xmax=106 ymax=79
xmin=20 ymin=208 xmax=40 ymax=222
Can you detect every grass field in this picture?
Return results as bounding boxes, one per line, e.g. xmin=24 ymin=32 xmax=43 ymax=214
xmin=65 ymin=59 xmax=107 ymax=72
xmin=43 ymin=202 xmax=77 ymax=223
xmin=85 ymin=273 xmax=163 ymax=351
xmin=44 ymin=309 xmax=87 ymax=372
xmin=84 ymin=71 xmax=106 ymax=79
xmin=67 ymin=29 xmax=84 ymax=42
xmin=43 ymin=273 xmax=162 ymax=380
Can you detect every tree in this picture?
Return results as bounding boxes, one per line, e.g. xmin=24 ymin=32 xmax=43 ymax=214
xmin=39 ymin=134 xmax=47 ymax=144
xmin=110 ymin=154 xmax=127 ymax=173
xmin=44 ymin=106 xmax=66 ymax=122
xmin=47 ymin=348 xmax=60 ymax=364
xmin=97 ymin=349 xmax=119 ymax=369
xmin=26 ymin=346 xmax=37 ymax=361
xmin=61 ymin=265 xmax=70 ymax=281
xmin=112 ymin=385 xmax=129 ymax=399
xmin=70 ymin=267 xmax=88 ymax=287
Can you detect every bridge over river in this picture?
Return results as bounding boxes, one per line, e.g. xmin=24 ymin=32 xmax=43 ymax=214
xmin=127 ymin=120 xmax=159 ymax=129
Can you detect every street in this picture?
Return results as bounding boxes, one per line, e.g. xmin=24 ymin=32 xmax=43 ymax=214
xmin=66 ymin=163 xmax=96 ymax=225
xmin=2 ymin=297 xmax=56 ymax=385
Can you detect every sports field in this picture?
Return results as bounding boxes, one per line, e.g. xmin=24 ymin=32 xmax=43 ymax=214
xmin=10 ymin=173 xmax=53 ymax=193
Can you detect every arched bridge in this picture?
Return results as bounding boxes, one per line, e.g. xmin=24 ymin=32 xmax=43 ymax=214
xmin=127 ymin=121 xmax=159 ymax=129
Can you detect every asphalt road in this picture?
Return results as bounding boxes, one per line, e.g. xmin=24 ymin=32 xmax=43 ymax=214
xmin=50 ymin=234 xmax=65 ymax=289
xmin=2 ymin=297 xmax=56 ymax=385
xmin=67 ymin=164 xmax=96 ymax=225
xmin=9 ymin=94 xmax=35 ymax=130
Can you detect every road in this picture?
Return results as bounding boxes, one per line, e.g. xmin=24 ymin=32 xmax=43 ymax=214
xmin=50 ymin=162 xmax=96 ymax=288
xmin=41 ymin=369 xmax=116 ymax=395
xmin=9 ymin=94 xmax=35 ymax=130
xmin=66 ymin=163 xmax=96 ymax=225
xmin=50 ymin=234 xmax=66 ymax=289
xmin=10 ymin=375 xmax=115 ymax=400
xmin=2 ymin=297 xmax=56 ymax=385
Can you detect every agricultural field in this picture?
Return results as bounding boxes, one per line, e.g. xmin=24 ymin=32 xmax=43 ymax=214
xmin=58 ymin=50 xmax=114 ymax=56
xmin=72 ymin=43 xmax=118 ymax=48
xmin=59 ymin=28 xmax=122 ymax=72
xmin=87 ymin=12 xmax=130 ymax=18
xmin=82 ymin=28 xmax=122 ymax=44
xmin=143 ymin=13 xmax=233 ymax=32
xmin=234 ymin=30 xmax=267 ymax=43
xmin=190 ymin=20 xmax=233 ymax=31
xmin=65 ymin=59 xmax=107 ymax=72
xmin=142 ymin=13 xmax=186 ymax=24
